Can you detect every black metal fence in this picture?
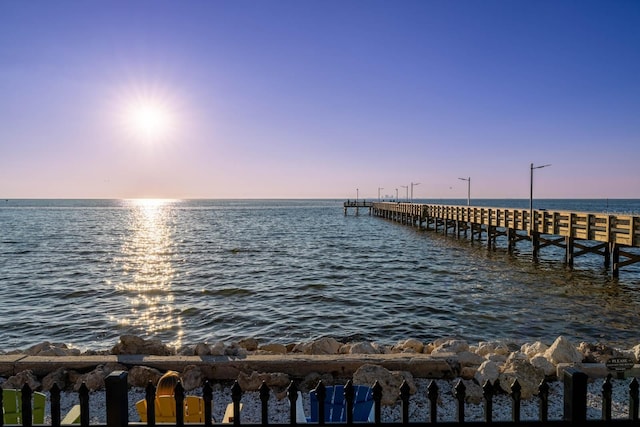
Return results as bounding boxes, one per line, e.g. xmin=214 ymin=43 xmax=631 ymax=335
xmin=2 ymin=368 xmax=640 ymax=427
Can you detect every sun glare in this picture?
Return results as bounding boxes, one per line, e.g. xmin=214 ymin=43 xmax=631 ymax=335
xmin=125 ymin=98 xmax=174 ymax=142
xmin=114 ymin=83 xmax=181 ymax=144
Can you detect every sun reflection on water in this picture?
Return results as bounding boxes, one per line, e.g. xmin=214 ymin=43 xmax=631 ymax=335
xmin=113 ymin=199 xmax=182 ymax=348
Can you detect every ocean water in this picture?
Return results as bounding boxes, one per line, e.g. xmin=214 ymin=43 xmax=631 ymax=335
xmin=1 ymin=198 xmax=639 ymax=353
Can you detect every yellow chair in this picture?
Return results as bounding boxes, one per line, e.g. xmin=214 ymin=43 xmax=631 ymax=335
xmin=2 ymin=389 xmax=46 ymax=424
xmin=136 ymin=396 xmax=239 ymax=423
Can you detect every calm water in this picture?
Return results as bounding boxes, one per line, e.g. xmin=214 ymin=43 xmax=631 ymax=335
xmin=1 ymin=198 xmax=639 ymax=352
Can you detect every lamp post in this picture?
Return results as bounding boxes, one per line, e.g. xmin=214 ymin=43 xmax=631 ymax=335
xmin=395 ymin=188 xmax=398 ymax=201
xmin=400 ymin=185 xmax=408 ymax=202
xmin=410 ymin=182 xmax=421 ymax=202
xmin=458 ymin=177 xmax=470 ymax=206
xmin=529 ymin=163 xmax=551 ymax=231
xmin=378 ymin=187 xmax=384 ymax=201
xmin=356 ymin=188 xmax=359 ymax=202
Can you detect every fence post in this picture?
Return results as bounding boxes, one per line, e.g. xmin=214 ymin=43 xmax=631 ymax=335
xmin=231 ymin=380 xmax=242 ymax=425
xmin=286 ymin=381 xmax=298 ymax=425
xmin=51 ymin=383 xmax=61 ymax=427
xmin=511 ymin=379 xmax=521 ymax=423
xmin=563 ymin=367 xmax=587 ymax=422
xmin=630 ymin=378 xmax=639 ymax=421
xmin=602 ymin=374 xmax=612 ymax=421
xmin=482 ymin=380 xmax=493 ymax=423
xmin=454 ymin=380 xmax=466 ymax=423
xmin=259 ymin=381 xmax=270 ymax=425
xmin=106 ymin=371 xmax=129 ymax=427
xmin=21 ymin=384 xmax=33 ymax=427
xmin=427 ymin=381 xmax=438 ymax=424
xmin=372 ymin=381 xmax=382 ymax=424
xmin=399 ymin=381 xmax=410 ymax=425
xmin=203 ymin=381 xmax=213 ymax=427
xmin=79 ymin=383 xmax=90 ymax=427
xmin=344 ymin=380 xmax=354 ymax=425
xmin=538 ymin=379 xmax=549 ymax=422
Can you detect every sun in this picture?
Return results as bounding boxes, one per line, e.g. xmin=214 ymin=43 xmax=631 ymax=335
xmin=126 ymin=101 xmax=173 ymax=141
xmin=114 ymin=83 xmax=180 ymax=144
xmin=124 ymin=97 xmax=175 ymax=142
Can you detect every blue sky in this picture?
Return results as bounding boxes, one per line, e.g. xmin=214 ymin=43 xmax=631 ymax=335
xmin=1 ymin=1 xmax=639 ymax=199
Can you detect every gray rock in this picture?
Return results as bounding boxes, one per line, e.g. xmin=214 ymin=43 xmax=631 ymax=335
xmin=352 ymin=364 xmax=416 ymax=406
xmin=3 ymin=369 xmax=41 ymax=390
xmin=432 ymin=339 xmax=469 ymax=355
xmin=237 ymin=371 xmax=291 ymax=392
xmin=194 ymin=343 xmax=212 ymax=356
xmin=128 ymin=366 xmax=162 ymax=388
xmin=111 ymin=335 xmax=173 ymax=356
xmin=181 ymin=365 xmax=203 ymax=390
xmin=474 ymin=360 xmax=500 ymax=386
xmin=544 ymin=336 xmax=583 ymax=366
xmin=498 ymin=355 xmax=545 ymax=399
xmin=259 ymin=343 xmax=288 ymax=354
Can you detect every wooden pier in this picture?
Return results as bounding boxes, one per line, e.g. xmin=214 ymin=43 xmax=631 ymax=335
xmin=343 ymin=200 xmax=373 ymax=216
xmin=346 ymin=201 xmax=640 ymax=277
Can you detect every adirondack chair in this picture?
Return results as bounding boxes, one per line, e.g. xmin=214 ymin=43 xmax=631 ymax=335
xmin=307 ymin=385 xmax=374 ymax=423
xmin=2 ymin=389 xmax=46 ymax=424
xmin=136 ymin=396 xmax=239 ymax=423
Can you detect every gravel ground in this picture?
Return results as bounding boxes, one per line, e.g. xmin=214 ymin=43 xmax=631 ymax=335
xmin=50 ymin=377 xmax=635 ymax=424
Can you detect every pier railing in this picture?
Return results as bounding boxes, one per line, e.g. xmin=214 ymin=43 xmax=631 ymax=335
xmin=366 ymin=202 xmax=640 ymax=276
xmin=3 ymin=370 xmax=640 ymax=426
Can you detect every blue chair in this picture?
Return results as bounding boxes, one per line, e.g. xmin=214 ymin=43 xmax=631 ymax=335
xmin=308 ymin=384 xmax=374 ymax=423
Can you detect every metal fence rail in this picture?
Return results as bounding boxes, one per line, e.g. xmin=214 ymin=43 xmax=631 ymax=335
xmin=1 ymin=369 xmax=639 ymax=427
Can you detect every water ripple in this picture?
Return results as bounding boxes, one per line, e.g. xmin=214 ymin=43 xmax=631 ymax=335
xmin=1 ymin=199 xmax=639 ymax=351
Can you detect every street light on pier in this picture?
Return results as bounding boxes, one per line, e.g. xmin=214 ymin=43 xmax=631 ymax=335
xmin=356 ymin=188 xmax=359 ymax=202
xmin=378 ymin=187 xmax=384 ymax=201
xmin=529 ymin=163 xmax=551 ymax=231
xmin=458 ymin=177 xmax=470 ymax=206
xmin=401 ymin=185 xmax=408 ymax=202
xmin=410 ymin=182 xmax=420 ymax=202
xmin=395 ymin=188 xmax=398 ymax=201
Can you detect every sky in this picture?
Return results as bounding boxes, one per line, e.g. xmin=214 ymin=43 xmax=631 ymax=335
xmin=1 ymin=1 xmax=639 ymax=200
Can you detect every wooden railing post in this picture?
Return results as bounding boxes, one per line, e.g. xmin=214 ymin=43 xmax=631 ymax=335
xmin=563 ymin=367 xmax=587 ymax=422
xmin=105 ymin=370 xmax=129 ymax=427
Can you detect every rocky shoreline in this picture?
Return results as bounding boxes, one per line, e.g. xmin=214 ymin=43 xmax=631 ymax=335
xmin=2 ymin=335 xmax=639 ymax=403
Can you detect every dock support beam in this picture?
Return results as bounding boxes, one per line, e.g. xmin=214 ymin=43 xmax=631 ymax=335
xmin=531 ymin=232 xmax=540 ymax=261
xmin=565 ymin=237 xmax=574 ymax=267
xmin=611 ymin=243 xmax=620 ymax=278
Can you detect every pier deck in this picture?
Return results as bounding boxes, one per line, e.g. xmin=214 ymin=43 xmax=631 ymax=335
xmin=352 ymin=202 xmax=640 ymax=277
xmin=343 ymin=200 xmax=373 ymax=215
